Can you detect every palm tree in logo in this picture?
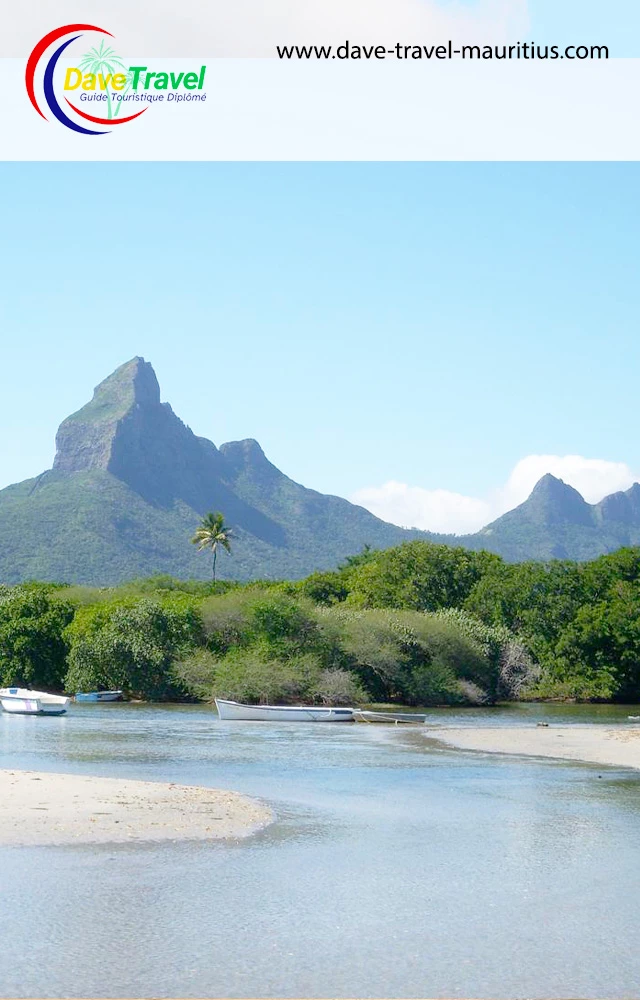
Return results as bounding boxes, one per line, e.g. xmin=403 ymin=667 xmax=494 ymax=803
xmin=112 ymin=69 xmax=137 ymax=119
xmin=77 ymin=41 xmax=126 ymax=120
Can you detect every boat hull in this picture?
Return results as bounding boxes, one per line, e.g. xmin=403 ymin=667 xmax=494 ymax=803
xmin=0 ymin=688 xmax=70 ymax=716
xmin=75 ymin=691 xmax=123 ymax=702
xmin=354 ymin=710 xmax=426 ymax=724
xmin=215 ymin=699 xmax=354 ymax=722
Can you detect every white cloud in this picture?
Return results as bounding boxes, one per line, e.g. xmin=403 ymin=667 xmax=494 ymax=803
xmin=351 ymin=455 xmax=639 ymax=535
xmin=352 ymin=481 xmax=492 ymax=534
xmin=498 ymin=454 xmax=637 ymax=508
xmin=4 ymin=0 xmax=529 ymax=56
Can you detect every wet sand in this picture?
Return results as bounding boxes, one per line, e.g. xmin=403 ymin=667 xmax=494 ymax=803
xmin=0 ymin=769 xmax=273 ymax=845
xmin=432 ymin=725 xmax=640 ymax=770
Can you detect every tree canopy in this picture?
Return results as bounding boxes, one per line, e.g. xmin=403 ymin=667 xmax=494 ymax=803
xmin=3 ymin=540 xmax=640 ymax=704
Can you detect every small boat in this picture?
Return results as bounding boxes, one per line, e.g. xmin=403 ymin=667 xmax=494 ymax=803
xmin=75 ymin=690 xmax=124 ymax=703
xmin=0 ymin=687 xmax=71 ymax=716
xmin=215 ymin=698 xmax=355 ymax=722
xmin=354 ymin=710 xmax=426 ymax=725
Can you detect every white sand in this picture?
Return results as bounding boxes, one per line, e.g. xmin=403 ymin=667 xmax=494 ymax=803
xmin=0 ymin=770 xmax=273 ymax=846
xmin=431 ymin=725 xmax=640 ymax=770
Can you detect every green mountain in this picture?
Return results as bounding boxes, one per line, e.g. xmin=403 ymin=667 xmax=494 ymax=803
xmin=474 ymin=473 xmax=640 ymax=561
xmin=1 ymin=357 xmax=639 ymax=584
xmin=0 ymin=358 xmax=428 ymax=584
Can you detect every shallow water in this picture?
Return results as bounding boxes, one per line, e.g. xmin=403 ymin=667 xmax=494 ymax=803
xmin=1 ymin=702 xmax=639 ymax=998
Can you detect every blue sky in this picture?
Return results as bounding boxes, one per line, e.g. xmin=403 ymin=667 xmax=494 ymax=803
xmin=0 ymin=162 xmax=638 ymax=532
xmin=524 ymin=0 xmax=640 ymax=55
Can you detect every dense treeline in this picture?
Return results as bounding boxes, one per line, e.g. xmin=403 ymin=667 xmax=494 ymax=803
xmin=2 ymin=540 xmax=640 ymax=704
xmin=294 ymin=542 xmax=640 ymax=701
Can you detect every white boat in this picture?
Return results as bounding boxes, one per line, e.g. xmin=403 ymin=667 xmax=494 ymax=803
xmin=0 ymin=687 xmax=71 ymax=716
xmin=215 ymin=698 xmax=355 ymax=722
xmin=354 ymin=710 xmax=426 ymax=725
xmin=75 ymin=690 xmax=123 ymax=703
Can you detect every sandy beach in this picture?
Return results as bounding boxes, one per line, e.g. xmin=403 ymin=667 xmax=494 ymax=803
xmin=432 ymin=725 xmax=640 ymax=770
xmin=0 ymin=770 xmax=273 ymax=846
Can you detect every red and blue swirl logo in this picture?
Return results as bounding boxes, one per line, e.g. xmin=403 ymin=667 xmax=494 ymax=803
xmin=26 ymin=25 xmax=147 ymax=135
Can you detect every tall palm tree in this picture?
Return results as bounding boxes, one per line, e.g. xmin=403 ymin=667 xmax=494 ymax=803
xmin=77 ymin=41 xmax=126 ymax=120
xmin=192 ymin=512 xmax=232 ymax=582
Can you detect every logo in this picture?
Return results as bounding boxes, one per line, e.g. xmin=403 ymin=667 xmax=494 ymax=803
xmin=26 ymin=25 xmax=207 ymax=135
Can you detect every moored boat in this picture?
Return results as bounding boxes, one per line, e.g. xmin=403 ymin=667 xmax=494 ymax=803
xmin=215 ymin=698 xmax=354 ymax=722
xmin=354 ymin=710 xmax=426 ymax=724
xmin=75 ymin=690 xmax=124 ymax=702
xmin=0 ymin=687 xmax=71 ymax=716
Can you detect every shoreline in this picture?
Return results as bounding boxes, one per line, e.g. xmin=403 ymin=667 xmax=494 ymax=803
xmin=0 ymin=770 xmax=273 ymax=846
xmin=430 ymin=724 xmax=640 ymax=770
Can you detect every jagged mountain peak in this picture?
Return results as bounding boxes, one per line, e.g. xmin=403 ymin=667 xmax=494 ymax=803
xmin=55 ymin=357 xmax=230 ymax=510
xmin=105 ymin=355 xmax=159 ymax=404
xmin=527 ymin=473 xmax=590 ymax=515
xmin=528 ymin=473 xmax=581 ymax=500
xmin=122 ymin=356 xmax=161 ymax=406
xmin=220 ymin=438 xmax=273 ymax=475
xmin=485 ymin=472 xmax=593 ymax=534
xmin=595 ymin=481 xmax=640 ymax=524
xmin=53 ymin=357 xmax=163 ymax=475
xmin=49 ymin=360 xmax=290 ymax=534
xmin=72 ymin=356 xmax=159 ymax=421
xmin=626 ymin=482 xmax=640 ymax=501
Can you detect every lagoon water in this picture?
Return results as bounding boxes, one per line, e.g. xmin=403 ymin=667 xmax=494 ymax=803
xmin=1 ymin=703 xmax=640 ymax=999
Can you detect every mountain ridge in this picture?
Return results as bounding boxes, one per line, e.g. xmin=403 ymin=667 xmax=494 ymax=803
xmin=1 ymin=357 xmax=639 ymax=584
xmin=476 ymin=472 xmax=640 ymax=561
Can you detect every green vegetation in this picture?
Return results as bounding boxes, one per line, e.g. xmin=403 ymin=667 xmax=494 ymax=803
xmin=192 ymin=511 xmax=233 ymax=581
xmin=3 ymin=540 xmax=640 ymax=704
xmin=65 ymin=594 xmax=202 ymax=701
xmin=0 ymin=584 xmax=73 ymax=690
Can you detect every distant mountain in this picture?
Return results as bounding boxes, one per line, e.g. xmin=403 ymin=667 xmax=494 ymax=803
xmin=1 ymin=357 xmax=640 ymax=584
xmin=474 ymin=473 xmax=640 ymax=561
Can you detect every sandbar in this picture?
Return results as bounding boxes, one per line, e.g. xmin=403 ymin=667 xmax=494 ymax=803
xmin=0 ymin=769 xmax=273 ymax=846
xmin=431 ymin=725 xmax=640 ymax=770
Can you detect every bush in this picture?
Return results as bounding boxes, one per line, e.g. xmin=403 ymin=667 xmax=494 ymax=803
xmin=201 ymin=589 xmax=344 ymax=666
xmin=296 ymin=571 xmax=349 ymax=606
xmin=433 ymin=607 xmax=539 ymax=699
xmin=124 ymin=575 xmax=238 ymax=597
xmin=313 ymin=669 xmax=366 ymax=705
xmin=212 ymin=649 xmax=324 ymax=704
xmin=327 ymin=608 xmax=413 ymax=703
xmin=65 ymin=596 xmax=202 ymax=700
xmin=0 ymin=584 xmax=73 ymax=691
xmin=324 ymin=607 xmax=497 ymax=706
xmin=344 ymin=542 xmax=501 ymax=612
xmin=457 ymin=680 xmax=491 ymax=705
xmin=200 ymin=589 xmax=256 ymax=655
xmin=407 ymin=615 xmax=497 ymax=703
xmin=174 ymin=648 xmax=218 ymax=700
